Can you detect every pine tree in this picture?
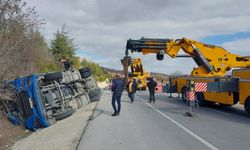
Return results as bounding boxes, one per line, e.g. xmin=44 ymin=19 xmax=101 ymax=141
xmin=50 ymin=26 xmax=76 ymax=67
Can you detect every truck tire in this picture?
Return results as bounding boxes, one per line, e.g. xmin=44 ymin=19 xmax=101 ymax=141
xmin=79 ymin=67 xmax=90 ymax=74
xmin=181 ymin=87 xmax=187 ymax=103
xmin=233 ymin=92 xmax=239 ymax=104
xmin=54 ymin=106 xmax=74 ymax=121
xmin=244 ymin=97 xmax=250 ymax=114
xmin=196 ymin=92 xmax=206 ymax=106
xmin=88 ymin=89 xmax=101 ymax=102
xmin=44 ymin=72 xmax=63 ymax=81
xmin=79 ymin=67 xmax=92 ymax=78
xmin=81 ymin=71 xmax=92 ymax=78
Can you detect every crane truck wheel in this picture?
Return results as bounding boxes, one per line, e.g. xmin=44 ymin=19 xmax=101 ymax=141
xmin=195 ymin=92 xmax=206 ymax=106
xmin=181 ymin=87 xmax=187 ymax=103
xmin=244 ymin=97 xmax=250 ymax=114
xmin=44 ymin=72 xmax=63 ymax=81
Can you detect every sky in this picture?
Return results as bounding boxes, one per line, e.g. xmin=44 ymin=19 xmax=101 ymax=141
xmin=27 ymin=0 xmax=250 ymax=75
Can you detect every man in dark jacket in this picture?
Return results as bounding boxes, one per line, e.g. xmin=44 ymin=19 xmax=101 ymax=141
xmin=126 ymin=78 xmax=137 ymax=103
xmin=60 ymin=59 xmax=71 ymax=71
xmin=111 ymin=74 xmax=125 ymax=116
xmin=147 ymin=78 xmax=157 ymax=103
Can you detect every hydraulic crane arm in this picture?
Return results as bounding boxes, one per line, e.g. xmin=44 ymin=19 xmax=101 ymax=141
xmin=126 ymin=37 xmax=250 ymax=77
xmin=130 ymin=58 xmax=144 ymax=76
xmin=121 ymin=57 xmax=144 ymax=77
xmin=121 ymin=56 xmax=149 ymax=86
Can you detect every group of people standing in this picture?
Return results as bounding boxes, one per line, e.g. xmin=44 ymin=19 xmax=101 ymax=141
xmin=111 ymin=74 xmax=157 ymax=116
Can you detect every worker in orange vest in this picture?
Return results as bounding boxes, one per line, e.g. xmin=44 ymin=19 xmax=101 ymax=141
xmin=126 ymin=78 xmax=137 ymax=103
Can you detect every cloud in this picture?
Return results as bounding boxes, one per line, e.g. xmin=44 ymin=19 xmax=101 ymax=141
xmin=221 ymin=38 xmax=250 ymax=56
xmin=27 ymin=0 xmax=250 ymax=74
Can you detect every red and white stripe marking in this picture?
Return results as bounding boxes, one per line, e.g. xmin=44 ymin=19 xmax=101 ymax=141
xmin=186 ymin=91 xmax=196 ymax=101
xmin=195 ymin=82 xmax=207 ymax=92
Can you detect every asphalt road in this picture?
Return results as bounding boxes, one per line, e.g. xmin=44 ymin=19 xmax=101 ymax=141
xmin=78 ymin=90 xmax=250 ymax=150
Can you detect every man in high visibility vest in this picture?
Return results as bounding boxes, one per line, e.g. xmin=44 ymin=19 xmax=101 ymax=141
xmin=126 ymin=78 xmax=137 ymax=103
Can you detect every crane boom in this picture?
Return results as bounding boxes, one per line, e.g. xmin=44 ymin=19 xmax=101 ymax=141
xmin=126 ymin=37 xmax=250 ymax=77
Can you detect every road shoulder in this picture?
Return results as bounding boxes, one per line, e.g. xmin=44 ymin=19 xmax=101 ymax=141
xmin=11 ymin=102 xmax=98 ymax=150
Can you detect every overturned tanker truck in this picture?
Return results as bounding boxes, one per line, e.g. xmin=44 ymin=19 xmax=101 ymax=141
xmin=1 ymin=67 xmax=101 ymax=130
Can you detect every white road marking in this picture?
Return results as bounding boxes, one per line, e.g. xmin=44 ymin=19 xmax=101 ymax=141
xmin=138 ymin=98 xmax=220 ymax=150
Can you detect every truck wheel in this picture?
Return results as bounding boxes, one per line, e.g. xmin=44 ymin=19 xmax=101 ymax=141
xmin=196 ymin=92 xmax=206 ymax=106
xmin=54 ymin=106 xmax=74 ymax=121
xmin=79 ymin=67 xmax=92 ymax=78
xmin=79 ymin=67 xmax=91 ymax=74
xmin=181 ymin=87 xmax=187 ymax=102
xmin=88 ymin=89 xmax=101 ymax=102
xmin=233 ymin=92 xmax=239 ymax=104
xmin=81 ymin=71 xmax=92 ymax=78
xmin=44 ymin=72 xmax=63 ymax=81
xmin=244 ymin=97 xmax=250 ymax=114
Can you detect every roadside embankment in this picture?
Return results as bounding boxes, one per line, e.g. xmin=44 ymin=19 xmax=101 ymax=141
xmin=11 ymin=102 xmax=98 ymax=150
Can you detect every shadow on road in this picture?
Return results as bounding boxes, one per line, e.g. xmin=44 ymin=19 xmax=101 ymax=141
xmin=137 ymin=92 xmax=250 ymax=125
xmin=121 ymin=100 xmax=133 ymax=103
xmin=204 ymin=103 xmax=250 ymax=118
xmin=88 ymin=108 xmax=112 ymax=121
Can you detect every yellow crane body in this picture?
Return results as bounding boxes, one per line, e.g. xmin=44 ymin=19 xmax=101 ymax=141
xmin=125 ymin=37 xmax=250 ymax=113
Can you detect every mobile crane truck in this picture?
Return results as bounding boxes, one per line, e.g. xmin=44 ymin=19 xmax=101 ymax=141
xmin=188 ymin=67 xmax=250 ymax=114
xmin=125 ymin=37 xmax=250 ymax=113
xmin=121 ymin=56 xmax=150 ymax=90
